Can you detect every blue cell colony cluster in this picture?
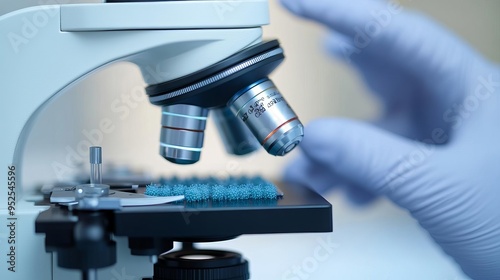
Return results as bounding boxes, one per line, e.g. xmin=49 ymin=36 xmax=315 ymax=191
xmin=145 ymin=176 xmax=280 ymax=202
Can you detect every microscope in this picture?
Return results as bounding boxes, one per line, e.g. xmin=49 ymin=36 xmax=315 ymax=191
xmin=0 ymin=1 xmax=332 ymax=279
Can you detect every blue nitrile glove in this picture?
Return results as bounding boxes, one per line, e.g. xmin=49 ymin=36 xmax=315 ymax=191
xmin=280 ymin=0 xmax=500 ymax=278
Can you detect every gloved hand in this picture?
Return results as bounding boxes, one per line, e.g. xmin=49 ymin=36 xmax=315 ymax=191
xmin=280 ymin=0 xmax=500 ymax=278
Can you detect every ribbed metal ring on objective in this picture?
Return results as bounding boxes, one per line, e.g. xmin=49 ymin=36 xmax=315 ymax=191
xmin=228 ymin=79 xmax=304 ymax=156
xmin=148 ymin=48 xmax=284 ymax=104
xmin=160 ymin=104 xmax=208 ymax=164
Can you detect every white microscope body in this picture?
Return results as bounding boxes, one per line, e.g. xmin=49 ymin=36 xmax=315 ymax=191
xmin=0 ymin=1 xmax=269 ymax=279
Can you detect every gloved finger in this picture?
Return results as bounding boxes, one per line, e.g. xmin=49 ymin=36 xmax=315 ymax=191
xmin=325 ymin=31 xmax=418 ymax=110
xmin=285 ymin=152 xmax=380 ymax=206
xmin=322 ymin=31 xmax=354 ymax=62
xmin=283 ymin=152 xmax=342 ymax=194
xmin=343 ymin=184 xmax=378 ymax=205
xmin=299 ymin=118 xmax=423 ymax=196
xmin=325 ymin=35 xmax=462 ymax=142
xmin=281 ymin=0 xmax=487 ymax=105
xmin=279 ymin=0 xmax=388 ymax=38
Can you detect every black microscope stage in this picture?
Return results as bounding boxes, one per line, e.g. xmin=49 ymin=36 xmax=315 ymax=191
xmin=36 ymin=182 xmax=332 ymax=241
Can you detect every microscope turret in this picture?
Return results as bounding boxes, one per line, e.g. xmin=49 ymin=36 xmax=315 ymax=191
xmin=147 ymin=40 xmax=304 ymax=164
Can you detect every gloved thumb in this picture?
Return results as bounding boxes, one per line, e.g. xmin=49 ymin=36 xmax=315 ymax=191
xmin=299 ymin=118 xmax=421 ymax=196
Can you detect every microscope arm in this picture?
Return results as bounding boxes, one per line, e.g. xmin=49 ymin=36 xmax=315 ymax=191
xmin=0 ymin=2 xmax=267 ymax=279
xmin=0 ymin=2 xmax=267 ymax=205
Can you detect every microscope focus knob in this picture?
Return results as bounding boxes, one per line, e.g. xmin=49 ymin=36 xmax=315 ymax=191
xmin=153 ymin=249 xmax=249 ymax=280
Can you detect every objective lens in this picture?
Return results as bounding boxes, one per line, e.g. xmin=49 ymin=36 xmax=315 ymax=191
xmin=228 ymin=79 xmax=304 ymax=156
xmin=212 ymin=107 xmax=260 ymax=156
xmin=160 ymin=104 xmax=208 ymax=164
